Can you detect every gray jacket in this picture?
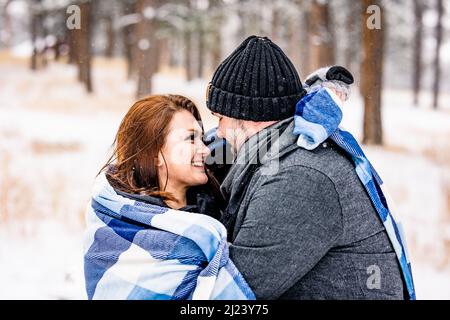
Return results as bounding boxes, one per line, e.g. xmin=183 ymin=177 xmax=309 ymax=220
xmin=221 ymin=118 xmax=405 ymax=300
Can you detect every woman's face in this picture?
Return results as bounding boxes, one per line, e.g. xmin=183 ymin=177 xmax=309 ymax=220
xmin=158 ymin=109 xmax=210 ymax=190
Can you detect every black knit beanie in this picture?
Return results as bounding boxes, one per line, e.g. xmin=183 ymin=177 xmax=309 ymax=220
xmin=206 ymin=36 xmax=306 ymax=122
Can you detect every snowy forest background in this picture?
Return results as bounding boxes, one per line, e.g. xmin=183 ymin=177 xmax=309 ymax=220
xmin=0 ymin=0 xmax=450 ymax=299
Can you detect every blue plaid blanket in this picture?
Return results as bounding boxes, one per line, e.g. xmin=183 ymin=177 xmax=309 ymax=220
xmin=83 ymin=172 xmax=255 ymax=300
xmin=293 ymin=88 xmax=416 ymax=300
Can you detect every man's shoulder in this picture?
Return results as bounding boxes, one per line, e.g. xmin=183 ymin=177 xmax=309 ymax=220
xmin=260 ymin=140 xmax=355 ymax=182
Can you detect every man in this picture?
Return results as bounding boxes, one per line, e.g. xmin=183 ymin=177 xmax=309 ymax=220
xmin=206 ymin=36 xmax=406 ymax=300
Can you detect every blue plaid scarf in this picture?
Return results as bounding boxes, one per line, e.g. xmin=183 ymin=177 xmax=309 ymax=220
xmin=293 ymin=88 xmax=416 ymax=300
xmin=83 ymin=172 xmax=255 ymax=300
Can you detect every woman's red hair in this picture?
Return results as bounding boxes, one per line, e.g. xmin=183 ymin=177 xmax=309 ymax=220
xmin=100 ymin=94 xmax=212 ymax=201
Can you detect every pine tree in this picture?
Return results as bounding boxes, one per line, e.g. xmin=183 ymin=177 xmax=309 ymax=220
xmin=74 ymin=0 xmax=93 ymax=93
xmin=413 ymin=0 xmax=424 ymax=106
xmin=361 ymin=0 xmax=384 ymax=145
xmin=308 ymin=0 xmax=335 ymax=73
xmin=432 ymin=0 xmax=444 ymax=109
xmin=135 ymin=0 xmax=158 ymax=98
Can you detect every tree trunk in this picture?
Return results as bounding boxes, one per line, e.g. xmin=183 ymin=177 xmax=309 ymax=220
xmin=248 ymin=8 xmax=261 ymax=36
xmin=67 ymin=26 xmax=77 ymax=65
xmin=287 ymin=14 xmax=300 ymax=73
xmin=1 ymin=0 xmax=12 ymax=47
xmin=413 ymin=0 xmax=424 ymax=106
xmin=168 ymin=37 xmax=179 ymax=68
xmin=211 ymin=28 xmax=222 ymax=71
xmin=121 ymin=1 xmax=136 ymax=79
xmin=40 ymin=10 xmax=48 ymax=69
xmin=135 ymin=0 xmax=157 ymax=98
xmin=76 ymin=1 xmax=93 ymax=93
xmin=237 ymin=0 xmax=246 ymax=41
xmin=210 ymin=0 xmax=223 ymax=71
xmin=105 ymin=16 xmax=115 ymax=58
xmin=271 ymin=6 xmax=280 ymax=43
xmin=361 ymin=0 xmax=384 ymax=145
xmin=29 ymin=0 xmax=45 ymax=71
xmin=308 ymin=0 xmax=334 ymax=72
xmin=432 ymin=0 xmax=443 ymax=109
xmin=30 ymin=10 xmax=39 ymax=70
xmin=299 ymin=7 xmax=310 ymax=78
xmin=184 ymin=29 xmax=193 ymax=81
xmin=156 ymin=37 xmax=169 ymax=72
xmin=345 ymin=0 xmax=361 ymax=81
xmin=54 ymin=37 xmax=63 ymax=61
xmin=197 ymin=21 xmax=205 ymax=79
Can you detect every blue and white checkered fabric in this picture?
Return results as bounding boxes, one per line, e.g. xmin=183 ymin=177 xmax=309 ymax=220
xmin=293 ymin=88 xmax=416 ymax=300
xmin=83 ymin=173 xmax=255 ymax=300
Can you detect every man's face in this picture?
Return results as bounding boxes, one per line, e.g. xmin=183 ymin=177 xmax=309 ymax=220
xmin=211 ymin=112 xmax=248 ymax=155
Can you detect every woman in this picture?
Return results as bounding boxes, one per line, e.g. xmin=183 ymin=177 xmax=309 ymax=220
xmin=102 ymin=94 xmax=223 ymax=217
xmin=84 ymin=94 xmax=255 ymax=300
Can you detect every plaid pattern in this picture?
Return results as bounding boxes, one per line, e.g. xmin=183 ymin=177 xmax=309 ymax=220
xmin=293 ymin=88 xmax=416 ymax=300
xmin=83 ymin=173 xmax=255 ymax=300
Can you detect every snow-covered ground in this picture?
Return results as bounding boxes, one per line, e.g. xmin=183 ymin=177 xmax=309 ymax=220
xmin=1 ymin=53 xmax=450 ymax=299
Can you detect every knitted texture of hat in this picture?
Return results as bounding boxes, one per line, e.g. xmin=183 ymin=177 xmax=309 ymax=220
xmin=207 ymin=36 xmax=306 ymax=121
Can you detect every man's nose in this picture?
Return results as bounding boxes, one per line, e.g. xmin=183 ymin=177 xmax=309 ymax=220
xmin=216 ymin=126 xmax=224 ymax=139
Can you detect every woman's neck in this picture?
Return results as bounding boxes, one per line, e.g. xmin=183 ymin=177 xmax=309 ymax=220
xmin=164 ymin=184 xmax=188 ymax=210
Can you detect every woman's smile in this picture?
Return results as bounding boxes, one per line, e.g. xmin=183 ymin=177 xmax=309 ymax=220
xmin=191 ymin=160 xmax=205 ymax=168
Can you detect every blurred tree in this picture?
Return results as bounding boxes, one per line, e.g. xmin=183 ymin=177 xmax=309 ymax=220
xmin=75 ymin=0 xmax=93 ymax=93
xmin=196 ymin=10 xmax=205 ymax=79
xmin=105 ymin=16 xmax=115 ymax=58
xmin=432 ymin=0 xmax=444 ymax=109
xmin=243 ymin=0 xmax=263 ymax=37
xmin=271 ymin=3 xmax=280 ymax=43
xmin=155 ymin=37 xmax=168 ymax=72
xmin=165 ymin=0 xmax=226 ymax=80
xmin=361 ymin=0 xmax=384 ymax=145
xmin=184 ymin=0 xmax=194 ymax=81
xmin=94 ymin=0 xmax=119 ymax=58
xmin=1 ymin=0 xmax=13 ymax=47
xmin=135 ymin=0 xmax=158 ymax=98
xmin=16 ymin=0 xmax=447 ymax=106
xmin=344 ymin=0 xmax=361 ymax=82
xmin=29 ymin=0 xmax=48 ymax=71
xmin=413 ymin=0 xmax=424 ymax=106
xmin=120 ymin=0 xmax=138 ymax=79
xmin=287 ymin=10 xmax=300 ymax=72
xmin=184 ymin=29 xmax=194 ymax=81
xmin=168 ymin=36 xmax=179 ymax=69
xmin=237 ymin=0 xmax=247 ymax=41
xmin=209 ymin=0 xmax=224 ymax=71
xmin=30 ymin=0 xmax=40 ymax=71
xmin=308 ymin=0 xmax=335 ymax=74
xmin=67 ymin=17 xmax=78 ymax=65
xmin=278 ymin=0 xmax=303 ymax=77
xmin=298 ymin=0 xmax=310 ymax=78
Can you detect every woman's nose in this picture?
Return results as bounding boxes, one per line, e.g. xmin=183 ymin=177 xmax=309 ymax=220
xmin=198 ymin=141 xmax=211 ymax=158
